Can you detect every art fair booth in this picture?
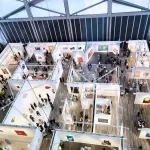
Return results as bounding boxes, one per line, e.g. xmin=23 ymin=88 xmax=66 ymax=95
xmin=0 ymin=125 xmax=42 ymax=150
xmin=52 ymin=42 xmax=86 ymax=64
xmin=93 ymin=83 xmax=120 ymax=132
xmin=3 ymin=79 xmax=59 ymax=127
xmin=26 ymin=42 xmax=56 ymax=62
xmin=51 ymin=130 xmax=121 ymax=150
xmin=0 ymin=43 xmax=25 ymax=74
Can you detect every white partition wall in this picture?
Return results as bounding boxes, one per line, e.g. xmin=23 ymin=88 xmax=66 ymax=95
xmin=4 ymin=80 xmax=58 ymax=126
xmin=0 ymin=125 xmax=42 ymax=150
xmin=139 ymin=128 xmax=150 ymax=139
xmin=26 ymin=42 xmax=56 ymax=60
xmin=134 ymin=92 xmax=150 ymax=104
xmin=51 ymin=130 xmax=121 ymax=150
xmin=62 ymin=98 xmax=73 ymax=124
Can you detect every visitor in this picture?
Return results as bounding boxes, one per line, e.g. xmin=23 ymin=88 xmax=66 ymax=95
xmin=30 ymin=104 xmax=35 ymax=110
xmin=36 ymin=111 xmax=41 ymax=116
xmin=29 ymin=108 xmax=33 ymax=113
xmin=50 ymin=102 xmax=54 ymax=110
xmin=137 ymin=111 xmax=140 ymax=117
xmin=138 ymin=145 xmax=142 ymax=150
xmin=33 ymin=102 xmax=37 ymax=108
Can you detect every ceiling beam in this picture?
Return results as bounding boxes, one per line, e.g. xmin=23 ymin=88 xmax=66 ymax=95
xmin=1 ymin=0 xmax=44 ymax=19
xmin=113 ymin=0 xmax=150 ymax=11
xmin=23 ymin=0 xmax=33 ymax=18
xmin=71 ymin=0 xmax=107 ymax=15
xmin=17 ymin=0 xmax=65 ymax=16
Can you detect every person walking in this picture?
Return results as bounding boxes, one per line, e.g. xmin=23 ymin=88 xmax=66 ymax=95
xmin=29 ymin=108 xmax=33 ymax=113
xmin=44 ymin=121 xmax=48 ymax=129
xmin=30 ymin=104 xmax=35 ymax=110
xmin=50 ymin=102 xmax=54 ymax=110
xmin=38 ymin=102 xmax=43 ymax=108
xmin=36 ymin=111 xmax=41 ymax=116
xmin=33 ymin=102 xmax=37 ymax=108
xmin=137 ymin=111 xmax=140 ymax=117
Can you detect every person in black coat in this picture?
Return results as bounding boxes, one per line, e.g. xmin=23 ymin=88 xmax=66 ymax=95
xmin=50 ymin=102 xmax=54 ymax=110
xmin=36 ymin=111 xmax=41 ymax=116
xmin=39 ymin=125 xmax=44 ymax=132
xmin=33 ymin=102 xmax=37 ymax=108
xmin=44 ymin=121 xmax=48 ymax=129
xmin=30 ymin=104 xmax=35 ymax=110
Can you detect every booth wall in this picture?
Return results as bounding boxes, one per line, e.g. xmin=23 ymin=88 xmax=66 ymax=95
xmin=0 ymin=125 xmax=35 ymax=142
xmin=0 ymin=15 xmax=150 ymax=43
xmin=52 ymin=131 xmax=121 ymax=150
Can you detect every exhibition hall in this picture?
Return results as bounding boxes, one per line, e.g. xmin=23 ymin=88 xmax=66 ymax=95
xmin=1 ymin=0 xmax=150 ymax=150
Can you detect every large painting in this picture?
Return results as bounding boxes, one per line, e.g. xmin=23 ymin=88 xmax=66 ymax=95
xmin=88 ymin=49 xmax=93 ymax=59
xmin=66 ymin=135 xmax=74 ymax=141
xmin=1 ymin=68 xmax=9 ymax=74
xmin=14 ymin=130 xmax=27 ymax=136
xmin=143 ymin=97 xmax=150 ymax=104
xmin=98 ymin=45 xmax=108 ymax=51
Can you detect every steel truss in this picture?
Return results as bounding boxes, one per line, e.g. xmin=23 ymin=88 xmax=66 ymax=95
xmin=0 ymin=0 xmax=150 ymax=42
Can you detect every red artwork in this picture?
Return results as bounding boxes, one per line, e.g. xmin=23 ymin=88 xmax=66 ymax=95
xmin=14 ymin=130 xmax=27 ymax=136
xmin=88 ymin=49 xmax=93 ymax=59
xmin=45 ymin=86 xmax=51 ymax=89
xmin=77 ymin=57 xmax=83 ymax=63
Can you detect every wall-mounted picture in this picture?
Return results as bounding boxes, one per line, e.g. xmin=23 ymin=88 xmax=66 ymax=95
xmin=135 ymin=71 xmax=141 ymax=77
xmin=143 ymin=73 xmax=149 ymax=77
xmin=1 ymin=68 xmax=9 ymax=74
xmin=143 ymin=97 xmax=150 ymax=103
xmin=77 ymin=57 xmax=83 ymax=63
xmin=14 ymin=130 xmax=27 ymax=136
xmin=98 ymin=45 xmax=108 ymax=51
xmin=66 ymin=135 xmax=74 ymax=141
xmin=88 ymin=49 xmax=93 ymax=59
xmin=146 ymin=133 xmax=150 ymax=137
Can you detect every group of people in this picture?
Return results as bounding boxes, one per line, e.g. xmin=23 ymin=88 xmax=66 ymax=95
xmin=0 ymin=94 xmax=14 ymax=110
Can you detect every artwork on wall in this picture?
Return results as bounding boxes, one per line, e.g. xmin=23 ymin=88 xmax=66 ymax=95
xmin=48 ymin=46 xmax=54 ymax=52
xmin=66 ymin=135 xmax=74 ymax=141
xmin=11 ymin=117 xmax=15 ymax=123
xmin=98 ymin=45 xmax=108 ymax=51
xmin=45 ymin=86 xmax=51 ymax=89
xmin=135 ymin=71 xmax=141 ymax=77
xmin=143 ymin=97 xmax=150 ymax=104
xmin=143 ymin=73 xmax=149 ymax=77
xmin=14 ymin=130 xmax=27 ymax=136
xmin=77 ymin=57 xmax=83 ymax=63
xmin=88 ymin=49 xmax=93 ymax=59
xmin=146 ymin=133 xmax=150 ymax=137
xmin=1 ymin=68 xmax=9 ymax=74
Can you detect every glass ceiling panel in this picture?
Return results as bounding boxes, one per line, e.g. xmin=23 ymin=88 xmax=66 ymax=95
xmin=8 ymin=10 xmax=28 ymax=19
xmin=30 ymin=0 xmax=65 ymax=17
xmin=0 ymin=0 xmax=24 ymax=17
xmin=68 ymin=0 xmax=104 ymax=14
xmin=31 ymin=7 xmax=59 ymax=17
xmin=124 ymin=0 xmax=150 ymax=8
xmin=112 ymin=3 xmax=142 ymax=13
xmin=78 ymin=1 xmax=107 ymax=15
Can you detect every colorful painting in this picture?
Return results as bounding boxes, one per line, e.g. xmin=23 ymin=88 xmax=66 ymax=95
xmin=1 ymin=68 xmax=9 ymax=74
xmin=77 ymin=57 xmax=83 ymax=63
xmin=11 ymin=117 xmax=15 ymax=123
xmin=146 ymin=133 xmax=150 ymax=137
xmin=45 ymin=86 xmax=51 ymax=89
xmin=66 ymin=135 xmax=74 ymax=141
xmin=14 ymin=130 xmax=27 ymax=136
xmin=88 ymin=49 xmax=93 ymax=59
xmin=98 ymin=45 xmax=108 ymax=51
xmin=143 ymin=97 xmax=150 ymax=104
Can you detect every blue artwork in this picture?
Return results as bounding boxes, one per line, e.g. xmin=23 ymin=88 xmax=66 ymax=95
xmin=66 ymin=135 xmax=74 ymax=141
